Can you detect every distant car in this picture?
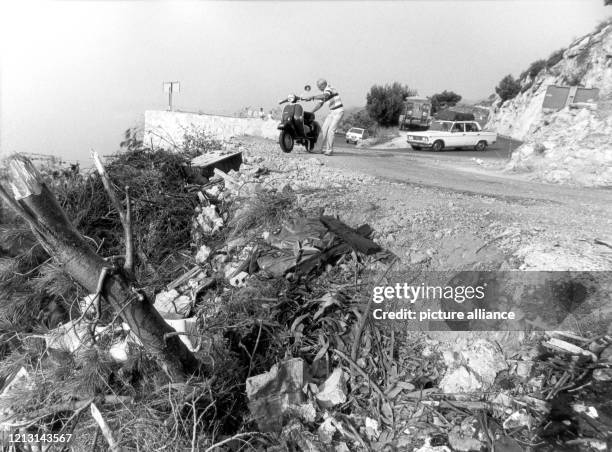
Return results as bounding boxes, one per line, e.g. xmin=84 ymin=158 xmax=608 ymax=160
xmin=345 ymin=128 xmax=367 ymax=144
xmin=406 ymin=120 xmax=497 ymax=152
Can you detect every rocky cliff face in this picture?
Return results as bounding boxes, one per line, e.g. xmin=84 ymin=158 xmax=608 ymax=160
xmin=487 ymin=21 xmax=612 ymax=186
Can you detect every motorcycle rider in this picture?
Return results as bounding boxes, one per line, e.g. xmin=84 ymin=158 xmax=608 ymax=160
xmin=308 ymin=78 xmax=344 ymax=155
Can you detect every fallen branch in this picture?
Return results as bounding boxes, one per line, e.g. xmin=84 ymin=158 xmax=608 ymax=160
xmin=90 ymin=403 xmax=123 ymax=452
xmin=204 ymin=432 xmax=261 ymax=452
xmin=0 ymin=155 xmax=199 ymax=379
xmin=92 ymin=152 xmax=134 ymax=276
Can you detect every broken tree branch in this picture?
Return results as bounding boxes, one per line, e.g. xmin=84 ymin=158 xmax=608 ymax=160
xmin=90 ymin=403 xmax=123 ymax=452
xmin=92 ymin=152 xmax=134 ymax=277
xmin=0 ymin=155 xmax=199 ymax=379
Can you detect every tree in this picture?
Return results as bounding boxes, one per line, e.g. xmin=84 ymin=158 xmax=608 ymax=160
xmin=495 ymin=74 xmax=521 ymax=103
xmin=339 ymin=109 xmax=377 ymax=134
xmin=430 ymin=90 xmax=462 ymax=113
xmin=366 ymin=82 xmax=416 ymax=127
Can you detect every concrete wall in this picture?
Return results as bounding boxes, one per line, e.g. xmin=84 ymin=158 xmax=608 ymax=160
xmin=143 ymin=110 xmax=279 ymax=151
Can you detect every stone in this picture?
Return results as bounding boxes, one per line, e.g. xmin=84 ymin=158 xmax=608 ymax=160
xmin=195 ymin=245 xmax=211 ymax=264
xmin=317 ymin=417 xmax=336 ymax=443
xmin=316 ymin=368 xmax=347 ymax=409
xmin=364 ymin=417 xmax=381 ymax=441
xmin=439 ymin=366 xmax=482 ymax=394
xmin=154 ymin=290 xmax=191 ymax=317
xmin=502 ymin=410 xmax=534 ymax=431
xmin=448 ymin=429 xmax=483 ymax=452
xmin=410 ymin=251 xmax=430 ymax=264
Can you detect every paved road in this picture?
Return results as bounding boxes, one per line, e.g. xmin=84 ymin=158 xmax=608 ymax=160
xmin=334 ymin=134 xmax=521 ymax=160
xmin=294 ymin=136 xmax=612 ymax=211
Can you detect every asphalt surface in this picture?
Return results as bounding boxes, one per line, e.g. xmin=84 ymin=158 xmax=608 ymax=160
xmin=334 ymin=134 xmax=521 ymax=160
xmin=290 ymin=135 xmax=612 ymax=212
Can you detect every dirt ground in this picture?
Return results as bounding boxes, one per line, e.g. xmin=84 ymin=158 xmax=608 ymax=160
xmin=239 ymin=136 xmax=612 ymax=273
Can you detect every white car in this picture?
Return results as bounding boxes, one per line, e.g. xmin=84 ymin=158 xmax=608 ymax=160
xmin=345 ymin=127 xmax=367 ymax=144
xmin=407 ymin=120 xmax=497 ymax=152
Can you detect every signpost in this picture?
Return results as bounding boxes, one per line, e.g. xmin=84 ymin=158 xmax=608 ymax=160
xmin=163 ymin=81 xmax=180 ymax=111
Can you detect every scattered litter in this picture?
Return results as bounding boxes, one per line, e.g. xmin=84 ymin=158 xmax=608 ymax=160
xmin=246 ymin=358 xmax=310 ymax=433
xmin=316 ymin=368 xmax=347 ymax=409
xmin=502 ymin=409 xmax=534 ymax=431
xmin=195 ymin=244 xmax=211 ymax=264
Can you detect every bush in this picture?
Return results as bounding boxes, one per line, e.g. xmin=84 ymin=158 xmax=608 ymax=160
xmin=431 ymin=90 xmax=462 ymax=113
xmin=520 ymin=59 xmax=547 ymax=81
xmin=546 ymin=49 xmax=565 ymax=68
xmin=366 ymin=82 xmax=416 ymax=127
xmin=495 ymin=74 xmax=521 ymax=103
xmin=339 ymin=109 xmax=377 ymax=134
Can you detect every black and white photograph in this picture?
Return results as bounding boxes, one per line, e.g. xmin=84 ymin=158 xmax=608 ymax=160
xmin=1 ymin=0 xmax=612 ymax=450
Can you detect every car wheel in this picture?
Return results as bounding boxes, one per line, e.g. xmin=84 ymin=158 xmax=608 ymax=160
xmin=279 ymin=131 xmax=294 ymax=153
xmin=475 ymin=140 xmax=487 ymax=152
xmin=432 ymin=140 xmax=444 ymax=152
xmin=346 ymin=139 xmax=349 ymax=143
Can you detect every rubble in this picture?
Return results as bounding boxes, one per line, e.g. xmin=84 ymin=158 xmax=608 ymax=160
xmin=439 ymin=339 xmax=508 ymax=394
xmin=315 ymin=368 xmax=347 ymax=409
xmin=153 ymin=289 xmax=191 ymax=317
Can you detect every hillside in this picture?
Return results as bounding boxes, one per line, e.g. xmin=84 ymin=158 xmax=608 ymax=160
xmin=487 ymin=20 xmax=612 ymax=186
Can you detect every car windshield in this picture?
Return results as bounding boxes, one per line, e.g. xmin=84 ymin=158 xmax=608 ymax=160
xmin=429 ymin=121 xmax=451 ymax=131
xmin=349 ymin=128 xmax=364 ymax=134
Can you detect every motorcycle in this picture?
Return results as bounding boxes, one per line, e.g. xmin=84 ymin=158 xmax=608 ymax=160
xmin=277 ymin=85 xmax=321 ymax=153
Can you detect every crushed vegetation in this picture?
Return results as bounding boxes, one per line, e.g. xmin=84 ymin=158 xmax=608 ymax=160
xmin=0 ymin=130 xmax=611 ymax=451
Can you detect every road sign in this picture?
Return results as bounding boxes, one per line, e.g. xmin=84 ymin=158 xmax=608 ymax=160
xmin=163 ymin=81 xmax=180 ymax=110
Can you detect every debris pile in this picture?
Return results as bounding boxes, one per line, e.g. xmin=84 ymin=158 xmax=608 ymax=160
xmin=1 ymin=137 xmax=611 ymax=450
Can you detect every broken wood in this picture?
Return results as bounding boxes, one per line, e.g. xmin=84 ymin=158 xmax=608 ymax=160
xmin=90 ymin=403 xmax=123 ymax=452
xmin=92 ymin=152 xmax=134 ymax=276
xmin=320 ymin=216 xmax=382 ymax=255
xmin=0 ymin=155 xmax=199 ymax=379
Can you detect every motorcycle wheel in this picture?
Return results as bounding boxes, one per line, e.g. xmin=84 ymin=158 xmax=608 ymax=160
xmin=279 ymin=131 xmax=294 ymax=153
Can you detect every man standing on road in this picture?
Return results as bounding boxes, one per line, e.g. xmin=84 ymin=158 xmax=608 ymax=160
xmin=309 ymin=78 xmax=344 ymax=156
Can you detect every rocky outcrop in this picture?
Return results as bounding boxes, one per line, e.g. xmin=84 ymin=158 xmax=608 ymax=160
xmin=488 ymin=21 xmax=612 ymax=186
xmin=488 ymin=22 xmax=612 ymax=140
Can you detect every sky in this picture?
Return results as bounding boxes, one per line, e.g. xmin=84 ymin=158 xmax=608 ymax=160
xmin=0 ymin=0 xmax=609 ymax=163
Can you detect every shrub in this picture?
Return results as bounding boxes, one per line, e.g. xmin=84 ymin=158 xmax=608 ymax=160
xmin=520 ymin=59 xmax=547 ymax=81
xmin=339 ymin=109 xmax=377 ymax=134
xmin=546 ymin=49 xmax=565 ymax=68
xmin=366 ymin=82 xmax=417 ymax=127
xmin=495 ymin=74 xmax=521 ymax=103
xmin=431 ymin=90 xmax=462 ymax=113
